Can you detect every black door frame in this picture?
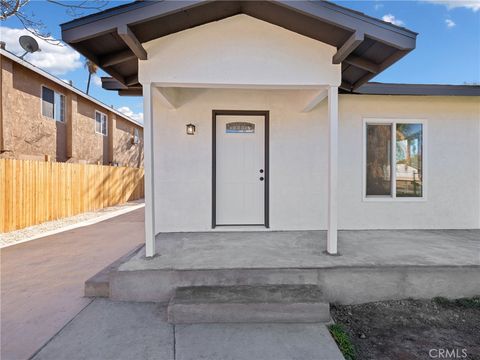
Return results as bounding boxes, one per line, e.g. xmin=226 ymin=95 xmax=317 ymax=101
xmin=212 ymin=110 xmax=270 ymax=228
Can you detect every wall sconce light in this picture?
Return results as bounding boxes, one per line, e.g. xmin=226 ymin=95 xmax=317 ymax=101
xmin=186 ymin=123 xmax=196 ymax=135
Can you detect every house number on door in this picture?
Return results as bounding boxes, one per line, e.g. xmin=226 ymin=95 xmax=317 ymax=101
xmin=226 ymin=122 xmax=255 ymax=133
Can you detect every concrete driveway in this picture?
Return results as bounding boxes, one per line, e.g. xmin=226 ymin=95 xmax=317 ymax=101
xmin=1 ymin=208 xmax=144 ymax=360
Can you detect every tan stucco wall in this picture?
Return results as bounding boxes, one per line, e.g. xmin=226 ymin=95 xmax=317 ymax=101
xmin=113 ymin=116 xmax=144 ymax=168
xmin=1 ymin=56 xmax=67 ymax=161
xmin=0 ymin=54 xmax=143 ymax=167
xmin=73 ymin=97 xmax=109 ymax=164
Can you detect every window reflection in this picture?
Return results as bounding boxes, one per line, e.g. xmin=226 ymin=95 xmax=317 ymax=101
xmin=366 ymin=124 xmax=392 ymax=196
xmin=396 ymin=124 xmax=423 ymax=197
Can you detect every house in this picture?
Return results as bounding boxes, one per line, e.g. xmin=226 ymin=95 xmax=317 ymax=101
xmin=50 ymin=0 xmax=480 ymax=322
xmin=62 ymin=0 xmax=479 ymax=258
xmin=0 ymin=48 xmax=144 ymax=167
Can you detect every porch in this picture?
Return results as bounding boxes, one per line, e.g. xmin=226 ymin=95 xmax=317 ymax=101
xmin=105 ymin=230 xmax=480 ymax=304
xmin=122 ymin=230 xmax=480 ymax=271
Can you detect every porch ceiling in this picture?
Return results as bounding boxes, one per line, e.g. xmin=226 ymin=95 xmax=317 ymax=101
xmin=61 ymin=1 xmax=417 ymax=96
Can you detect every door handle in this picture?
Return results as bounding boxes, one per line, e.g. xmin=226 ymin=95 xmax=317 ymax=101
xmin=259 ymin=177 xmax=264 ymax=181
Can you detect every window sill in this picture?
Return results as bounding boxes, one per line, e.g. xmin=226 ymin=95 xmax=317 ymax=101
xmin=363 ymin=196 xmax=426 ymax=203
xmin=41 ymin=115 xmax=65 ymax=123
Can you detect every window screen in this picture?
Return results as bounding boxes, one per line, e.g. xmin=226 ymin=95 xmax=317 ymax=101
xmin=95 ymin=112 xmax=107 ymax=135
xmin=54 ymin=92 xmax=65 ymax=122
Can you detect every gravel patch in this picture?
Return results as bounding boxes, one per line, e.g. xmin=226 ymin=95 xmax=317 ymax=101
xmin=0 ymin=200 xmax=144 ymax=247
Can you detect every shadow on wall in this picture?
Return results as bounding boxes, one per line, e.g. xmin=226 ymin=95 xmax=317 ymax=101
xmin=103 ymin=133 xmax=109 ymax=165
xmin=77 ymin=99 xmax=95 ymax=119
xmin=114 ymin=120 xmax=144 ymax=168
xmin=76 ymin=100 xmax=106 ymax=164
xmin=87 ymin=165 xmax=144 ymax=205
xmin=56 ymin=121 xmax=67 ymax=161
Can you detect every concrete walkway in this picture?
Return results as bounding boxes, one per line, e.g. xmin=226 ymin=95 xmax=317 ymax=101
xmin=0 ymin=209 xmax=144 ymax=360
xmin=31 ymin=299 xmax=344 ymax=360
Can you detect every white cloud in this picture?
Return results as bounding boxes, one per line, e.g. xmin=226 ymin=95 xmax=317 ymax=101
xmin=445 ymin=19 xmax=456 ymax=28
xmin=423 ymin=0 xmax=480 ymax=11
xmin=117 ymin=106 xmax=143 ymax=123
xmin=92 ymin=74 xmax=102 ymax=87
xmin=382 ymin=14 xmax=405 ymax=26
xmin=0 ymin=27 xmax=82 ymax=75
xmin=374 ymin=3 xmax=384 ymax=10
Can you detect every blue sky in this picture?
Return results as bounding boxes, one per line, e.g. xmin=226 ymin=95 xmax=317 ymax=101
xmin=1 ymin=0 xmax=479 ymax=121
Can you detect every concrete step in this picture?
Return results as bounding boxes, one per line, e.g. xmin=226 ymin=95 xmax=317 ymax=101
xmin=85 ymin=244 xmax=143 ymax=297
xmin=167 ymin=285 xmax=330 ymax=324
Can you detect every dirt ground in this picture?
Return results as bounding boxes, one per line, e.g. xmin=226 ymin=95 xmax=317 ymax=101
xmin=331 ymin=298 xmax=480 ymax=360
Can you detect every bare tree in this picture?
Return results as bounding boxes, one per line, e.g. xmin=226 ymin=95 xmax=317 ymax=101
xmin=1 ymin=0 xmax=108 ymax=44
xmin=85 ymin=59 xmax=98 ymax=94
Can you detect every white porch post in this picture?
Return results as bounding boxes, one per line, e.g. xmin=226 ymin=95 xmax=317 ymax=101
xmin=327 ymin=86 xmax=338 ymax=254
xmin=143 ymin=83 xmax=156 ymax=257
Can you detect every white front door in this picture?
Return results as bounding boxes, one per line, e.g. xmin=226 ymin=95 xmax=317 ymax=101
xmin=215 ymin=114 xmax=266 ymax=226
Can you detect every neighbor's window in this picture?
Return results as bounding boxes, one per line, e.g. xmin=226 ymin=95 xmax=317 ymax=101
xmin=41 ymin=86 xmax=65 ymax=122
xmin=365 ymin=121 xmax=424 ymax=199
xmin=133 ymin=128 xmax=139 ymax=143
xmin=95 ymin=111 xmax=108 ymax=136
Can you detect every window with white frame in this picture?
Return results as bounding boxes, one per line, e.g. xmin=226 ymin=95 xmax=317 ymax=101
xmin=95 ymin=111 xmax=108 ymax=136
xmin=41 ymin=86 xmax=65 ymax=122
xmin=365 ymin=120 xmax=424 ymax=199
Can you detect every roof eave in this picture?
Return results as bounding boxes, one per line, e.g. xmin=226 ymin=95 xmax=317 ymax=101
xmin=350 ymin=82 xmax=480 ymax=96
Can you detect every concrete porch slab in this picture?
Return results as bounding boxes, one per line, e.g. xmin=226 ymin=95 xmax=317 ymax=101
xmin=175 ymin=323 xmax=345 ymax=360
xmin=107 ymin=230 xmax=479 ymax=304
xmin=121 ymin=230 xmax=480 ymax=271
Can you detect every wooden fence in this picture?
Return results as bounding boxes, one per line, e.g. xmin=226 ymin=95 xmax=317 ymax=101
xmin=0 ymin=159 xmax=144 ymax=233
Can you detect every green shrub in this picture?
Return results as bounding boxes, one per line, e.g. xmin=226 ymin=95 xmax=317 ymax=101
xmin=455 ymin=296 xmax=480 ymax=309
xmin=328 ymin=324 xmax=356 ymax=360
xmin=433 ymin=296 xmax=451 ymax=306
xmin=434 ymin=296 xmax=480 ymax=309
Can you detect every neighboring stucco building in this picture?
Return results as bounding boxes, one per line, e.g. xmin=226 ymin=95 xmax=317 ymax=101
xmin=0 ymin=48 xmax=144 ymax=167
xmin=62 ymin=1 xmax=480 ymax=257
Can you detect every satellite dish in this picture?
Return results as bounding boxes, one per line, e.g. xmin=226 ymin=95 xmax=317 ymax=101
xmin=19 ymin=35 xmax=40 ymax=59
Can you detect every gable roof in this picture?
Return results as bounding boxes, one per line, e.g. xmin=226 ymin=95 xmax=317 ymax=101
xmin=61 ymin=0 xmax=417 ymax=96
xmin=0 ymin=48 xmax=143 ymax=127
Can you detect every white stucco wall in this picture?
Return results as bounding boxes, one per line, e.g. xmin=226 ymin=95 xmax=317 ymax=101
xmin=140 ymin=13 xmax=479 ymax=232
xmin=338 ymin=95 xmax=480 ymax=229
xmin=152 ymin=89 xmax=329 ymax=232
xmin=139 ymin=14 xmax=341 ymax=87
xmin=152 ymin=89 xmax=480 ymax=232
